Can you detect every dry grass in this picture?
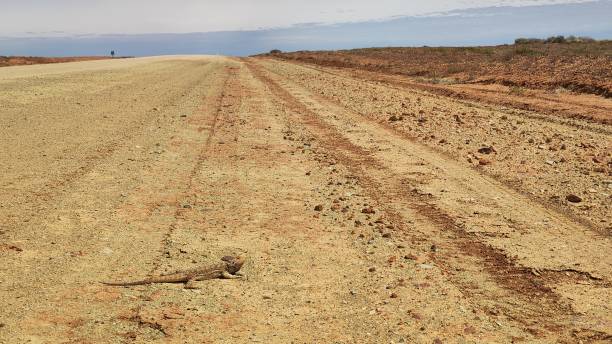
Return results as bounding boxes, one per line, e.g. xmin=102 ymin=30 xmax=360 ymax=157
xmin=268 ymin=41 xmax=612 ymax=97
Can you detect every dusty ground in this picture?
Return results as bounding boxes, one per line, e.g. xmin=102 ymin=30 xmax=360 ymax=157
xmin=271 ymin=43 xmax=612 ymax=124
xmin=0 ymin=56 xmax=610 ymax=343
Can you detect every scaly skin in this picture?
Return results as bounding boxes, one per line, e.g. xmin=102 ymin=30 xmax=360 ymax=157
xmin=102 ymin=256 xmax=245 ymax=288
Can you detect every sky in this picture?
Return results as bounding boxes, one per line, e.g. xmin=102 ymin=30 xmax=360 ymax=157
xmin=0 ymin=0 xmax=596 ymax=37
xmin=0 ymin=0 xmax=610 ymax=56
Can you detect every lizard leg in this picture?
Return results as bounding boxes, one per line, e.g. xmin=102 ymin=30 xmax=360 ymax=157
xmin=184 ymin=279 xmax=199 ymax=289
xmin=222 ymin=271 xmax=243 ymax=279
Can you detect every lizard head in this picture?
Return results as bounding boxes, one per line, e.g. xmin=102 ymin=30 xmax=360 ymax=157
xmin=221 ymin=255 xmax=244 ymax=274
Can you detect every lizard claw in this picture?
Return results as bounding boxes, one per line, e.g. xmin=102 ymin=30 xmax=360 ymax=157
xmin=222 ymin=271 xmax=243 ymax=279
xmin=184 ymin=279 xmax=199 ymax=289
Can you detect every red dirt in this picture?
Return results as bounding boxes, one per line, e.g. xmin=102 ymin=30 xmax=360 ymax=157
xmin=0 ymin=56 xmax=111 ymax=67
xmin=266 ymin=43 xmax=612 ymax=125
xmin=270 ymin=42 xmax=612 ymax=98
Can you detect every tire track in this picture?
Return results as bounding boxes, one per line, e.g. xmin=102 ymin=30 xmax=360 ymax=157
xmin=257 ymin=58 xmax=612 ymax=236
xmin=151 ymin=68 xmax=236 ymax=274
xmin=269 ymin=57 xmax=612 ymax=127
xmin=245 ymin=59 xmax=610 ymax=342
xmin=0 ymin=61 xmax=217 ymax=241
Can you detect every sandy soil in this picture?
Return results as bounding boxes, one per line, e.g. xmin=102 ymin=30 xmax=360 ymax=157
xmin=0 ymin=56 xmax=610 ymax=343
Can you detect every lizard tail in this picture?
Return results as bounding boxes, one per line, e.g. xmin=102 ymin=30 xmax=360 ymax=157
xmin=100 ymin=280 xmax=151 ymax=286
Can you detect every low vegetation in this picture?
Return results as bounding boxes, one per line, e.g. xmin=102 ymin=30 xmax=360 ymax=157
xmin=267 ymin=40 xmax=612 ymax=97
xmin=515 ymin=35 xmax=597 ymax=44
xmin=0 ymin=56 xmax=115 ymax=67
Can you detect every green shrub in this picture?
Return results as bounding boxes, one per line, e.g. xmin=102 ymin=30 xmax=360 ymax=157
xmin=515 ymin=38 xmax=543 ymax=44
xmin=515 ymin=36 xmax=596 ymax=45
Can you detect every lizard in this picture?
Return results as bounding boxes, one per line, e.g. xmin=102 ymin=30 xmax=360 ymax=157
xmin=101 ymin=255 xmax=245 ymax=289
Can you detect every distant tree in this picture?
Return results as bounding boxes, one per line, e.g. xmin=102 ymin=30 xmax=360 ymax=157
xmin=516 ymin=35 xmax=597 ymax=45
xmin=514 ymin=38 xmax=543 ymax=44
xmin=111 ymin=50 xmax=116 ymax=58
xmin=545 ymin=35 xmax=567 ymax=44
xmin=270 ymin=49 xmax=282 ymax=54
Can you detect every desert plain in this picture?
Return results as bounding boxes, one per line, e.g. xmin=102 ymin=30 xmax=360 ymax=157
xmin=0 ymin=48 xmax=610 ymax=343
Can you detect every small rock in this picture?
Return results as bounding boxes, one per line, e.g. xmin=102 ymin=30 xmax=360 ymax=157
xmin=388 ymin=115 xmax=400 ymax=122
xmin=368 ymin=267 xmax=376 ymax=272
xmin=566 ymin=194 xmax=582 ymax=203
xmin=314 ymin=205 xmax=324 ymax=211
xmin=478 ymin=158 xmax=491 ymax=166
xmin=545 ymin=160 xmax=555 ymax=166
xmin=361 ymin=207 xmax=376 ymax=214
xmin=390 ymin=293 xmax=398 ymax=299
xmin=5 ymin=245 xmax=22 ymax=252
xmin=262 ymin=295 xmax=272 ymax=300
xmin=382 ymin=233 xmax=391 ymax=238
xmin=478 ymin=146 xmax=496 ymax=154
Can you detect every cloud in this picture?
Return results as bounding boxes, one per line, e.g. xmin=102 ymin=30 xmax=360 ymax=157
xmin=1 ymin=1 xmax=609 ymax=56
xmin=0 ymin=0 xmax=597 ymax=37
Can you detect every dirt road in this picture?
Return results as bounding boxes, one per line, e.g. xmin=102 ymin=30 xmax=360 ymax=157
xmin=0 ymin=56 xmax=610 ymax=343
